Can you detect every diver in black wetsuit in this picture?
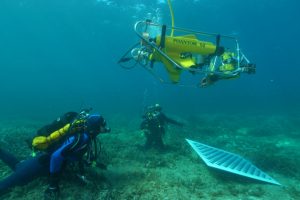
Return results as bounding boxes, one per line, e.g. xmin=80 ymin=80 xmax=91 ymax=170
xmin=140 ymin=104 xmax=183 ymax=149
xmin=0 ymin=148 xmax=50 ymax=196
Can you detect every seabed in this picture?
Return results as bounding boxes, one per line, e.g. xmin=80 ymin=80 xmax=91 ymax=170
xmin=1 ymin=113 xmax=300 ymax=199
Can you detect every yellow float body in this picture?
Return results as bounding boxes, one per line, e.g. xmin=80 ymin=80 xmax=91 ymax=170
xmin=150 ymin=34 xmax=217 ymax=83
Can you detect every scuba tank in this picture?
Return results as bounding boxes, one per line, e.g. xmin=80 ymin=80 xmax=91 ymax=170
xmin=36 ymin=112 xmax=78 ymax=136
xmin=32 ymin=109 xmax=91 ymax=151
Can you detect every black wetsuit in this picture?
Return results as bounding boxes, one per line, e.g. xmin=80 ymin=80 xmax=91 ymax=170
xmin=0 ymin=148 xmax=50 ymax=196
xmin=140 ymin=112 xmax=182 ymax=149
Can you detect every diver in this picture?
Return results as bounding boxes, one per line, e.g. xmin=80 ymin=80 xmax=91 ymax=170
xmin=200 ymin=51 xmax=256 ymax=87
xmin=140 ymin=104 xmax=183 ymax=150
xmin=0 ymin=112 xmax=111 ymax=200
xmin=41 ymin=113 xmax=111 ymax=200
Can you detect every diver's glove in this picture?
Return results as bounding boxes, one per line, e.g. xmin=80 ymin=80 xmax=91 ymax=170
xmin=44 ymin=186 xmax=60 ymax=200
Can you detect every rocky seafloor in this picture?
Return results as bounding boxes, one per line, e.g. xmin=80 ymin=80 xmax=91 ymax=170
xmin=1 ymin=113 xmax=300 ymax=199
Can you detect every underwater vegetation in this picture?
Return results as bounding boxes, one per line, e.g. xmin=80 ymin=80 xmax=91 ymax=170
xmin=0 ymin=112 xmax=300 ymax=199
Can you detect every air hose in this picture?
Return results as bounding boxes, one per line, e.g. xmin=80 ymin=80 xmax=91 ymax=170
xmin=167 ymin=0 xmax=175 ymax=36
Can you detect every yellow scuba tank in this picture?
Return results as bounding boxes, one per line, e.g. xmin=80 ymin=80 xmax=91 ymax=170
xmin=219 ymin=64 xmax=235 ymax=72
xmin=221 ymin=52 xmax=234 ymax=61
xmin=219 ymin=52 xmax=236 ymax=72
xmin=32 ymin=123 xmax=71 ymax=150
xmin=32 ymin=119 xmax=86 ymax=150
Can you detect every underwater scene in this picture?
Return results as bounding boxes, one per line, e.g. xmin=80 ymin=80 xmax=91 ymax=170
xmin=0 ymin=0 xmax=300 ymax=199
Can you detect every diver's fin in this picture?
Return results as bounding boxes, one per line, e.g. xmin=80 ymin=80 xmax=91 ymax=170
xmin=186 ymin=139 xmax=281 ymax=186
